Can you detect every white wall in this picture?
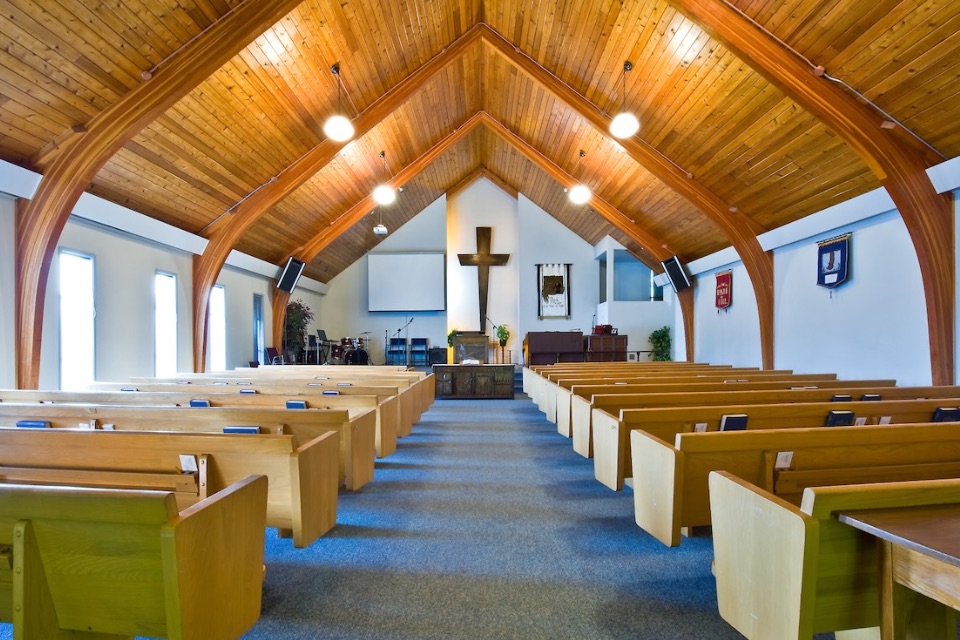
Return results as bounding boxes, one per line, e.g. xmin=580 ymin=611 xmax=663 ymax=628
xmin=318 ymin=195 xmax=448 ymax=365
xmin=448 ymin=179 xmax=520 ymax=358
xmin=0 ymin=195 xmax=15 ymax=388
xmin=775 ymin=210 xmax=931 ymax=384
xmin=695 ymin=261 xmax=762 ymax=367
xmin=516 ymin=193 xmax=598 ymax=362
xmin=38 ymin=217 xmax=281 ymax=386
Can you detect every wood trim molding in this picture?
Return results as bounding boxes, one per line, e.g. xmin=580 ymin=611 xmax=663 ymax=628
xmin=447 ymin=166 xmax=519 ymax=201
xmin=672 ymin=0 xmax=953 ymax=383
xmin=13 ymin=0 xmax=307 ymax=388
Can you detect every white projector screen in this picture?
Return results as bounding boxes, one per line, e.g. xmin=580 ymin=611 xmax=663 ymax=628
xmin=368 ymin=253 xmax=446 ymax=312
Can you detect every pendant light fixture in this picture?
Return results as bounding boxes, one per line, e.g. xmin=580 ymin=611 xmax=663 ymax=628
xmin=372 ymin=150 xmax=396 ymax=205
xmin=372 ymin=206 xmax=388 ymax=236
xmin=609 ymin=61 xmax=640 ymax=139
xmin=323 ymin=63 xmax=354 ymax=142
xmin=568 ymin=150 xmax=591 ymax=205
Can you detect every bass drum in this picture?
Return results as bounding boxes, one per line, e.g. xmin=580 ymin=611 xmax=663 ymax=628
xmin=344 ymin=347 xmax=368 ymax=365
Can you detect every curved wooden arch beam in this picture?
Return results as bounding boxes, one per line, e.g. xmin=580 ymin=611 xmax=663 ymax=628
xmin=672 ymin=0 xmax=954 ymax=383
xmin=13 ymin=0 xmax=306 ymax=389
xmin=192 ymin=24 xmax=484 ymax=372
xmin=271 ymin=289 xmax=292 ymax=360
xmin=480 ymin=24 xmax=773 ymax=368
xmin=478 ymin=112 xmax=696 ymax=360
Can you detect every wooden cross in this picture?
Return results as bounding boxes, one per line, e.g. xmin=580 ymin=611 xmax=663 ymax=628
xmin=458 ymin=227 xmax=510 ymax=332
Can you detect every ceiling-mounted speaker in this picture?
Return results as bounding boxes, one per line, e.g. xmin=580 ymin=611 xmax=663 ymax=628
xmin=660 ymin=255 xmax=691 ymax=293
xmin=276 ymin=257 xmax=305 ymax=294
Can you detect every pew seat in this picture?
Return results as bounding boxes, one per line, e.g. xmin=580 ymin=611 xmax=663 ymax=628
xmin=0 ymin=475 xmax=268 ymax=639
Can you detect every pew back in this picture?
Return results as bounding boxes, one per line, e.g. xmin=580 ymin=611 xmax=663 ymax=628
xmin=593 ymin=397 xmax=960 ymax=490
xmin=0 ymin=475 xmax=268 ymax=639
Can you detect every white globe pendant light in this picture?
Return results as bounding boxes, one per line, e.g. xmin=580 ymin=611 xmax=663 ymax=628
xmin=323 ymin=63 xmax=354 ymax=142
xmin=568 ymin=149 xmax=591 ymax=205
xmin=609 ymin=61 xmax=640 ymax=139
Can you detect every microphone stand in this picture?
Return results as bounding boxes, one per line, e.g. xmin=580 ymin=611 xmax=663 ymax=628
xmin=398 ymin=317 xmax=414 ymax=366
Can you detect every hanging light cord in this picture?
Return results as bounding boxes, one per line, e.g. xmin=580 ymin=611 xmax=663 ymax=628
xmin=719 ymin=0 xmax=945 ymax=160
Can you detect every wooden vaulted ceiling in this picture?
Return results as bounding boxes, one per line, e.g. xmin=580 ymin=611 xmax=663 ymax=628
xmin=2 ymin=0 xmax=960 ymax=286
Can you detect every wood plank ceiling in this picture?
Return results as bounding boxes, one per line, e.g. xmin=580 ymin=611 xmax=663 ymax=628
xmin=2 ymin=0 xmax=959 ymax=282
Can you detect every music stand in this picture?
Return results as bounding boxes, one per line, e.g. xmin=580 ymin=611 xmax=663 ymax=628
xmin=317 ymin=329 xmax=329 ymax=364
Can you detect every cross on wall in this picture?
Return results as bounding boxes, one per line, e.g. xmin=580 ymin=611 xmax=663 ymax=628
xmin=457 ymin=227 xmax=510 ymax=333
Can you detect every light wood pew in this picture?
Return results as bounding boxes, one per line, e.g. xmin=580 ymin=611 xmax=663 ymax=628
xmin=548 ymin=364 xmax=751 ymax=427
xmin=522 ymin=361 xmax=718 ymax=398
xmin=0 ymin=475 xmax=268 ymax=639
xmin=593 ymin=397 xmax=960 ymax=490
xmin=112 ymin=377 xmax=419 ymax=438
xmin=0 ymin=426 xmax=336 ymax=548
xmin=572 ymin=383 xmax=941 ymax=457
xmin=709 ymin=472 xmax=960 ymax=639
xmin=547 ymin=370 xmax=837 ymax=428
xmin=0 ymin=402 xmax=374 ymax=491
xmin=0 ymin=387 xmax=399 ymax=459
xmin=632 ymin=422 xmax=960 ymax=546
xmin=532 ymin=364 xmax=742 ymax=419
xmin=136 ymin=368 xmax=435 ymax=421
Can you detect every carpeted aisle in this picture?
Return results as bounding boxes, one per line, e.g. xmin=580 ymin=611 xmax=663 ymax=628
xmin=244 ymin=395 xmax=747 ymax=640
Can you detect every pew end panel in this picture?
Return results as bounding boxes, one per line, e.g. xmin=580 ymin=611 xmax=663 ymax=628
xmin=287 ymin=431 xmax=339 ymax=547
xmin=591 ymin=409 xmax=626 ymax=490
xmin=630 ymin=430 xmax=683 ymax=546
xmin=570 ymin=394 xmax=593 ymax=457
xmin=709 ymin=470 xmax=820 ymax=640
xmin=5 ymin=475 xmax=268 ymax=639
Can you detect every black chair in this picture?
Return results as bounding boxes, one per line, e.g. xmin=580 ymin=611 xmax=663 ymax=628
xmin=386 ymin=338 xmax=407 ymax=365
xmin=410 ymin=338 xmax=429 ymax=366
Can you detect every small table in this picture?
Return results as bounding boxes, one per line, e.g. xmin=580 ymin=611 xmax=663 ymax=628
xmin=837 ymin=504 xmax=960 ymax=639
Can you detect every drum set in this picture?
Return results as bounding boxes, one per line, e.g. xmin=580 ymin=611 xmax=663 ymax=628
xmin=325 ymin=333 xmax=370 ymax=365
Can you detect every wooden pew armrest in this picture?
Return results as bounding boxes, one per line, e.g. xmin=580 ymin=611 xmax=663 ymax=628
xmin=163 ymin=474 xmax=269 ymax=639
xmin=631 ymin=429 xmax=683 ymax=546
xmin=709 ymin=471 xmax=820 ymax=640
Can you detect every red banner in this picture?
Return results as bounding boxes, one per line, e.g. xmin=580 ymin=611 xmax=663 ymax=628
xmin=716 ymin=270 xmax=732 ymax=309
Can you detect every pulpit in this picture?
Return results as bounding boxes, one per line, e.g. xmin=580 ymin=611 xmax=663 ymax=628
xmin=451 ymin=332 xmax=489 ymax=364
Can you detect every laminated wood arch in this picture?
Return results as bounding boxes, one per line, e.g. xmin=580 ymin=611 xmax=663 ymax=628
xmin=673 ymin=0 xmax=954 ymax=384
xmin=192 ymin=24 xmax=485 ymax=372
xmin=479 ymin=24 xmax=773 ymax=369
xmin=13 ymin=0 xmax=306 ymax=389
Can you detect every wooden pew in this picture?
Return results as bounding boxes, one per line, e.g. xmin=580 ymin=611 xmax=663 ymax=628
xmin=108 ymin=377 xmax=418 ymax=439
xmin=0 ymin=475 xmax=268 ymax=639
xmin=522 ymin=361 xmax=719 ymax=399
xmin=0 ymin=402 xmax=374 ymax=490
xmin=546 ymin=370 xmax=838 ymax=428
xmin=535 ymin=364 xmax=749 ymax=420
xmin=0 ymin=387 xmax=400 ymax=459
xmin=709 ymin=472 xmax=960 ymax=639
xmin=0 ymin=426 xmax=336 ymax=548
xmin=631 ymin=422 xmax=960 ymax=546
xmin=571 ymin=383 xmax=940 ymax=457
xmin=593 ymin=397 xmax=960 ymax=490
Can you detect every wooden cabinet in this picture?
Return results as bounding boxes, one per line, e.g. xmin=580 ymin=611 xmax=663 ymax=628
xmin=522 ymin=331 xmax=584 ymax=365
xmin=584 ymin=334 xmax=628 ymax=362
xmin=434 ymin=364 xmax=514 ymax=399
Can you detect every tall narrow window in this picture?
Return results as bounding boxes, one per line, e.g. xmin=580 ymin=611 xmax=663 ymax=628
xmin=59 ymin=251 xmax=95 ymax=390
xmin=253 ymin=294 xmax=264 ymax=364
xmin=154 ymin=272 xmax=177 ymax=376
xmin=209 ymin=285 xmax=226 ymax=371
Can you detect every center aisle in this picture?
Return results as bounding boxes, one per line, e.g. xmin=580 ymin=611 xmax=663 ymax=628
xmin=247 ymin=394 xmax=745 ymax=640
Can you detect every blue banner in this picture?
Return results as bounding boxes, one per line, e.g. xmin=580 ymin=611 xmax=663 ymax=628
xmin=817 ymin=234 xmax=850 ymax=289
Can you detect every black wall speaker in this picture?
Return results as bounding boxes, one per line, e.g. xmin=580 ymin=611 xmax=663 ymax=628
xmin=660 ymin=255 xmax=692 ymax=293
xmin=276 ymin=257 xmax=305 ymax=293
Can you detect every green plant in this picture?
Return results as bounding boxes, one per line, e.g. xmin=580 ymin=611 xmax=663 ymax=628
xmin=284 ymin=299 xmax=314 ymax=354
xmin=447 ymin=328 xmax=459 ymax=347
xmin=495 ymin=324 xmax=510 ymax=343
xmin=649 ymin=326 xmax=672 ymax=361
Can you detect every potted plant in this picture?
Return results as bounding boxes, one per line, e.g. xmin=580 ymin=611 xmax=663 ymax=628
xmin=284 ymin=299 xmax=314 ymax=362
xmin=496 ymin=324 xmax=510 ymax=346
xmin=648 ymin=326 xmax=671 ymax=361
xmin=447 ymin=328 xmax=459 ymax=347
